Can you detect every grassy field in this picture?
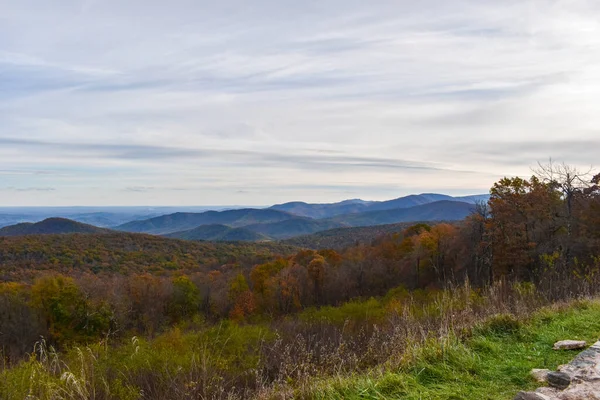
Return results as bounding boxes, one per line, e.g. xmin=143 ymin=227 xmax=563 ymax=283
xmin=307 ymin=300 xmax=600 ymax=400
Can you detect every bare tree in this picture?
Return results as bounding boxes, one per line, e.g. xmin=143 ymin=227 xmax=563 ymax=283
xmin=533 ymin=160 xmax=594 ymax=233
xmin=533 ymin=159 xmax=595 ymax=265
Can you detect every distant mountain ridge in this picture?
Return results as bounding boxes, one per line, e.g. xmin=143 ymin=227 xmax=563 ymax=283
xmin=115 ymin=208 xmax=296 ymax=235
xmin=0 ymin=206 xmax=247 ymax=228
xmin=270 ymin=193 xmax=488 ymax=219
xmin=0 ymin=218 xmax=111 ymax=237
xmin=326 ymin=200 xmax=474 ymax=227
xmin=114 ymin=193 xmax=486 ymax=239
xmin=0 ymin=193 xmax=485 ymax=241
xmin=116 ymin=199 xmax=477 ymax=240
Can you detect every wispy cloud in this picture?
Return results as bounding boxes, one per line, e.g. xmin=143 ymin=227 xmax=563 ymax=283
xmin=124 ymin=186 xmax=155 ymax=192
xmin=1 ymin=187 xmax=56 ymax=192
xmin=1 ymin=0 xmax=600 ymax=205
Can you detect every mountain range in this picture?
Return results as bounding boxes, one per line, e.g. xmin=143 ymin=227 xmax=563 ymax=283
xmin=0 ymin=206 xmax=243 ymax=228
xmin=269 ymin=193 xmax=488 ymax=219
xmin=115 ymin=194 xmax=482 ymax=240
xmin=115 ymin=208 xmax=295 ymax=235
xmin=0 ymin=193 xmax=488 ymax=242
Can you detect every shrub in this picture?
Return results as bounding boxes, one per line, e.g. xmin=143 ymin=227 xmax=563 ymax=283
xmin=478 ymin=313 xmax=522 ymax=336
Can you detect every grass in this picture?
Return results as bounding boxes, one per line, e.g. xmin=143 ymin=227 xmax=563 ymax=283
xmin=306 ymin=300 xmax=600 ymax=400
xmin=3 ymin=287 xmax=600 ymax=400
xmin=0 ymin=321 xmax=272 ymax=400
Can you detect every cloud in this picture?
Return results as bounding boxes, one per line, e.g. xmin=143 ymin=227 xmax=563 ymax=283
xmin=0 ymin=136 xmax=479 ymax=174
xmin=1 ymin=0 xmax=600 ymax=205
xmin=125 ymin=186 xmax=155 ymax=192
xmin=1 ymin=187 xmax=56 ymax=192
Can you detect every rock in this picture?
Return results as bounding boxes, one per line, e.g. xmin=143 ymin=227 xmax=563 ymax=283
xmin=536 ymin=387 xmax=559 ymax=397
xmin=516 ymin=341 xmax=600 ymax=399
xmin=513 ymin=392 xmax=551 ymax=400
xmin=554 ymin=340 xmax=587 ymax=350
xmin=557 ymin=381 xmax=600 ymax=400
xmin=547 ymin=371 xmax=572 ymax=389
xmin=531 ymin=368 xmax=551 ymax=382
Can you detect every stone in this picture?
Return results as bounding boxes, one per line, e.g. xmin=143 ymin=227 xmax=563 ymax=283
xmin=513 ymin=391 xmax=550 ymax=400
xmin=536 ymin=387 xmax=559 ymax=397
xmin=558 ymin=340 xmax=600 ymax=381
xmin=547 ymin=371 xmax=572 ymax=390
xmin=516 ymin=341 xmax=600 ymax=399
xmin=556 ymin=382 xmax=600 ymax=400
xmin=554 ymin=340 xmax=587 ymax=350
xmin=531 ymin=368 xmax=551 ymax=382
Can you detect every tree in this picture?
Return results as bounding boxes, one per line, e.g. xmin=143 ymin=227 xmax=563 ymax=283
xmin=534 ymin=160 xmax=594 ymax=234
xmin=228 ymin=273 xmax=255 ymax=321
xmin=0 ymin=282 xmax=46 ymax=361
xmin=488 ymin=176 xmax=560 ymax=280
xmin=534 ymin=160 xmax=596 ymax=264
xmin=31 ymin=275 xmax=112 ymax=345
xmin=307 ymin=255 xmax=327 ymax=304
xmin=460 ymin=201 xmax=493 ymax=285
xmin=169 ymin=275 xmax=201 ymax=322
xmin=250 ymin=259 xmax=287 ymax=313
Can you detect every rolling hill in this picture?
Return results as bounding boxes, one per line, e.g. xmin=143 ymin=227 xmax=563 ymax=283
xmin=243 ymin=218 xmax=347 ymax=239
xmin=0 ymin=232 xmax=299 ymax=281
xmin=164 ymin=224 xmax=269 ymax=242
xmin=327 ymin=200 xmax=474 ymax=227
xmin=0 ymin=218 xmax=110 ymax=237
xmin=281 ymin=222 xmax=421 ymax=250
xmin=114 ymin=208 xmax=295 ymax=235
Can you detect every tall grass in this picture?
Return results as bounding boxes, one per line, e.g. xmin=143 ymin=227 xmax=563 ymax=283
xmin=2 ymin=278 xmax=599 ymax=399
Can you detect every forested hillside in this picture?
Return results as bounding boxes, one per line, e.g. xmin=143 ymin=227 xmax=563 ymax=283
xmin=281 ymin=221 xmax=423 ymax=249
xmin=327 ymin=200 xmax=474 ymax=226
xmin=0 ymin=218 xmax=110 ymax=236
xmin=164 ymin=224 xmax=269 ymax=241
xmin=0 ymin=233 xmax=297 ymax=281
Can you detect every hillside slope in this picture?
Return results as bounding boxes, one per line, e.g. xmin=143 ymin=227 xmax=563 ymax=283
xmin=243 ymin=218 xmax=347 ymax=239
xmin=328 ymin=200 xmax=474 ymax=227
xmin=164 ymin=224 xmax=269 ymax=242
xmin=282 ymin=222 xmax=422 ymax=249
xmin=0 ymin=233 xmax=298 ymax=281
xmin=0 ymin=218 xmax=110 ymax=236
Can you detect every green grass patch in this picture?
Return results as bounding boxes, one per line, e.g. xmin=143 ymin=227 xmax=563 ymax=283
xmin=309 ymin=300 xmax=600 ymax=400
xmin=0 ymin=321 xmax=273 ymax=400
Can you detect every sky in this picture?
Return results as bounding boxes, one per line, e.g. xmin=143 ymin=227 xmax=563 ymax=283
xmin=1 ymin=0 xmax=600 ymax=206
